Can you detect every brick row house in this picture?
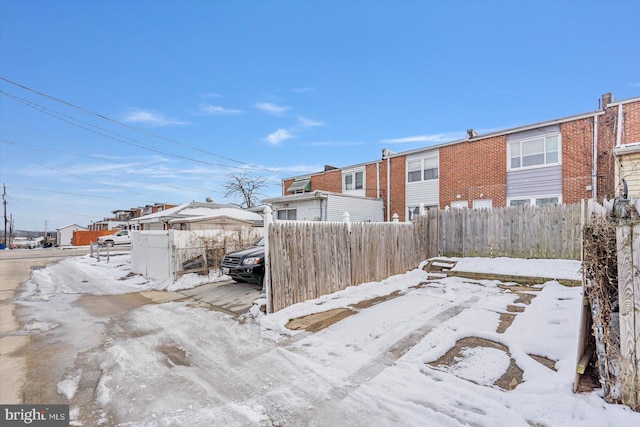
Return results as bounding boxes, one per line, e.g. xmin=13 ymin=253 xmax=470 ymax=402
xmin=88 ymin=202 xmax=178 ymax=230
xmin=276 ymin=93 xmax=640 ymax=222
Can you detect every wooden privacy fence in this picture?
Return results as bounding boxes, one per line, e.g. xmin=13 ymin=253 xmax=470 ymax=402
xmin=268 ymin=220 xmax=417 ymax=312
xmin=266 ymin=202 xmax=585 ymax=312
xmin=415 ymin=203 xmax=584 ymax=260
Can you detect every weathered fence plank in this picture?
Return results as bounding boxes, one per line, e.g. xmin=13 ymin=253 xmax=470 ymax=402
xmin=617 ymin=222 xmax=640 ymax=409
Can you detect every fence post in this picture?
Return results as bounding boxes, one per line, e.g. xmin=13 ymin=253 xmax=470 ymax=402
xmin=617 ymin=221 xmax=640 ymax=409
xmin=96 ymin=244 xmax=100 ymax=262
xmin=419 ymin=203 xmax=425 ymax=216
xmin=343 ymin=211 xmax=351 ymax=233
xmin=90 ymin=241 xmax=94 ymax=258
xmin=106 ymin=245 xmax=110 ymax=263
xmin=392 ymin=213 xmax=399 ymax=223
xmin=264 ymin=205 xmax=273 ymax=314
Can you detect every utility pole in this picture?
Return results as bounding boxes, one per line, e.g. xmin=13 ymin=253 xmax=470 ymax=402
xmin=9 ymin=214 xmax=13 ymax=247
xmin=3 ymin=184 xmax=7 ymax=246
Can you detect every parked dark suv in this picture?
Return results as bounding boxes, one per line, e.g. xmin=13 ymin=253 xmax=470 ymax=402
xmin=221 ymin=238 xmax=265 ymax=284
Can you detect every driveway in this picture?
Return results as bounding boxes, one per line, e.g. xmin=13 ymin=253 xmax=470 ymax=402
xmin=4 ymin=251 xmax=638 ymax=427
xmin=178 ymin=280 xmax=263 ymax=315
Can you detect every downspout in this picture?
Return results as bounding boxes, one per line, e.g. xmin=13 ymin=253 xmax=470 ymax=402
xmin=386 ymin=156 xmax=391 ymax=222
xmin=615 ymin=104 xmax=623 ymax=197
xmin=376 ymin=162 xmax=380 ymax=199
xmin=616 ymin=104 xmax=623 ymax=147
xmin=592 ymin=114 xmax=598 ymax=201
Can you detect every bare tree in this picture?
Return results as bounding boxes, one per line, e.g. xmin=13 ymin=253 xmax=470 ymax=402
xmin=223 ymin=173 xmax=268 ymax=208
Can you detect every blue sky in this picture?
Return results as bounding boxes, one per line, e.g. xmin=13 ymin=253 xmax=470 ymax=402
xmin=1 ymin=0 xmax=639 ymax=231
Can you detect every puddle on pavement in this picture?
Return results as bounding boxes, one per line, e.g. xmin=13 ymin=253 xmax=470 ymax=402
xmin=75 ymin=293 xmax=156 ymax=317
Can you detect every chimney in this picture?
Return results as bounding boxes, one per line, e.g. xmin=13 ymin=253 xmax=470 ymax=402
xmin=467 ymin=129 xmax=478 ymax=139
xmin=601 ymin=92 xmax=613 ymax=109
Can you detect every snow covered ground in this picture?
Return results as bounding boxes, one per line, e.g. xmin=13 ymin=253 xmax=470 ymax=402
xmin=14 ymin=253 xmax=640 ymax=426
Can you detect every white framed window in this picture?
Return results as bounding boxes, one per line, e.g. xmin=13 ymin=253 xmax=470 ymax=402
xmin=407 ymin=204 xmax=438 ymax=220
xmin=277 ymin=209 xmax=297 ymax=220
xmin=473 ymin=199 xmax=492 ymax=209
xmin=508 ymin=134 xmax=560 ymax=170
xmin=451 ymin=200 xmax=468 ymax=209
xmin=508 ymin=195 xmax=561 ymax=207
xmin=407 ymin=156 xmax=439 ymax=182
xmin=343 ymin=170 xmax=364 ymax=191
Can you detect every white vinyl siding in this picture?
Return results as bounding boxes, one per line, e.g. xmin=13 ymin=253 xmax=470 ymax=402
xmin=406 ymin=151 xmax=439 ymax=213
xmin=326 ymin=194 xmax=384 ymax=222
xmin=618 ymin=150 xmax=640 ymax=198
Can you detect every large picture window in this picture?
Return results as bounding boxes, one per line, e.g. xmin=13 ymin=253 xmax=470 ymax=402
xmin=509 ymin=135 xmax=560 ymax=170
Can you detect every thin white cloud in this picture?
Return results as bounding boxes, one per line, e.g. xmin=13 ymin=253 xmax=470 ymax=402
xmin=255 ymin=102 xmax=290 ymax=116
xmin=122 ymin=109 xmax=190 ymax=127
xmin=302 ymin=141 xmax=366 ymax=147
xmin=265 ymin=129 xmax=294 ymax=145
xmin=297 ymin=116 xmax=325 ymax=127
xmin=380 ymin=132 xmax=464 ymax=144
xmin=292 ymin=87 xmax=314 ymax=94
xmin=199 ymin=104 xmax=243 ymax=115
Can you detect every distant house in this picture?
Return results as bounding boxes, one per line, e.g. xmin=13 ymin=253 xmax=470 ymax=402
xmin=88 ymin=203 xmax=178 ymax=231
xmin=264 ymin=191 xmax=384 ymax=222
xmin=56 ymin=224 xmax=87 ymax=246
xmin=129 ymin=202 xmax=262 ymax=230
xmin=169 ymin=207 xmax=264 ymax=230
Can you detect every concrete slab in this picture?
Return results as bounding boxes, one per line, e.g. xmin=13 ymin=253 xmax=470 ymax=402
xmin=178 ymin=280 xmax=263 ymax=315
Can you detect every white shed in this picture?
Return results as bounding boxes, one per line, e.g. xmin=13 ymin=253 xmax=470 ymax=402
xmin=264 ymin=191 xmax=384 ymax=222
xmin=56 ymin=224 xmax=87 ymax=246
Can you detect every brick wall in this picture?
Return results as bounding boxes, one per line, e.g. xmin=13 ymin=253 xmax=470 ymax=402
xmin=311 ymin=169 xmax=342 ymax=193
xmin=561 ymin=117 xmax=594 ymax=204
xmin=282 ymin=178 xmax=294 ymax=195
xmin=439 ymin=136 xmax=507 ymax=208
xmin=597 ymin=103 xmax=618 ymax=200
xmin=365 ymin=163 xmax=381 ymax=198
xmin=388 ymin=156 xmax=406 ymax=220
xmin=623 ymin=101 xmax=640 ymax=144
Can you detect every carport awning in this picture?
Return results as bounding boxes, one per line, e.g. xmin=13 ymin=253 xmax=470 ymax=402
xmin=287 ymin=178 xmax=311 ymax=193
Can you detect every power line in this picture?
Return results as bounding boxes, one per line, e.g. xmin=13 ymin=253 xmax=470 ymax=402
xmin=1 ymin=138 xmax=234 ymax=195
xmin=0 ymin=76 xmax=273 ymax=171
xmin=0 ymin=90 xmax=250 ymax=172
xmin=8 ymin=185 xmax=114 ymax=200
